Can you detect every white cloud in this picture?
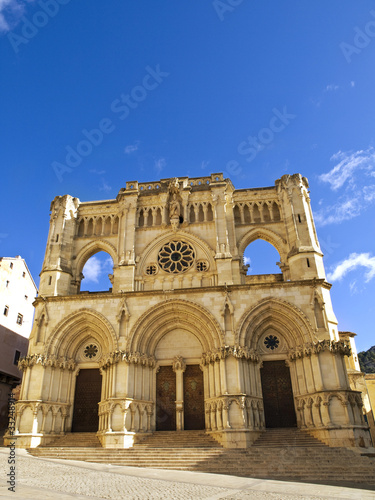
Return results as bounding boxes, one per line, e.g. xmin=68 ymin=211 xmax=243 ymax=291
xmin=350 ymin=81 xmax=355 ymax=88
xmin=124 ymin=142 xmax=139 ymax=154
xmin=324 ymin=84 xmax=339 ymax=92
xmin=82 ymin=255 xmax=113 ymax=283
xmin=154 ymin=157 xmax=166 ymax=173
xmin=327 ymin=252 xmax=375 ymax=283
xmin=314 ymin=195 xmax=363 ymax=226
xmin=315 ymin=148 xmax=375 ymax=225
xmin=0 ymin=0 xmax=34 ymax=33
xmin=244 ymin=256 xmax=251 ymax=265
xmin=82 ymin=257 xmax=101 ymax=283
xmin=201 ymin=160 xmax=210 ymax=170
xmin=319 ymin=148 xmax=375 ymax=191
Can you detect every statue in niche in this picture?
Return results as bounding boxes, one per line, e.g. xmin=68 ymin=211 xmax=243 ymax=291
xmin=168 ymin=178 xmax=181 ymax=228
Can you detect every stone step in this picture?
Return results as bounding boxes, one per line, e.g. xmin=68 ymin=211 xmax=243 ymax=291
xmin=26 ymin=427 xmax=375 ymax=488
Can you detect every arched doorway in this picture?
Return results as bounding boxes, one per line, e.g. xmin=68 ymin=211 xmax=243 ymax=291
xmin=260 ymin=360 xmax=296 ymax=428
xmin=72 ymin=368 xmax=102 ymax=432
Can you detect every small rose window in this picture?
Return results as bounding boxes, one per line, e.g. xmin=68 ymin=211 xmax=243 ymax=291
xmin=264 ymin=335 xmax=279 ymax=350
xmin=84 ymin=344 xmax=99 ymax=359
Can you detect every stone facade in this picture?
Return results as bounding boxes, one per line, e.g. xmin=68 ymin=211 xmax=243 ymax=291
xmin=7 ymin=173 xmax=371 ymax=449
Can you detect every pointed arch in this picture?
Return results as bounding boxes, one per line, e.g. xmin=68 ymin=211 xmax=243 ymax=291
xmin=238 ymin=227 xmax=288 ymax=264
xmin=128 ymin=299 xmax=224 ymax=354
xmin=45 ymin=308 xmax=118 ymax=359
xmin=236 ymin=297 xmax=317 ymax=348
xmin=73 ymin=239 xmax=118 ymax=280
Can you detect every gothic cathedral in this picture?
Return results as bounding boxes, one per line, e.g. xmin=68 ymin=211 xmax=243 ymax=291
xmin=9 ymin=173 xmax=371 ymax=449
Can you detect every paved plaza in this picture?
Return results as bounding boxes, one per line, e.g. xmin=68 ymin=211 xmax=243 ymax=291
xmin=1 ymin=448 xmax=375 ymax=500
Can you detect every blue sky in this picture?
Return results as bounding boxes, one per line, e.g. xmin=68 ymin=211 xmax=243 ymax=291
xmin=1 ymin=1 xmax=375 ymax=351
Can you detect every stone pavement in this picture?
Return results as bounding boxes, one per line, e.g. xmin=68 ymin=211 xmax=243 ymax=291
xmin=1 ymin=448 xmax=375 ymax=500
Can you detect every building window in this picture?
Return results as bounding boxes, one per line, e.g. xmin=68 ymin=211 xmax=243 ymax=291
xmin=48 ymin=276 xmax=52 ymax=285
xmin=14 ymin=350 xmax=21 ymax=365
xmin=10 ymin=262 xmax=13 ymax=269
xmin=22 ymin=271 xmax=26 ymax=278
xmin=5 ymin=280 xmax=9 ymax=288
xmin=4 ymin=305 xmax=9 ymax=316
xmin=25 ymin=295 xmax=28 ymax=300
xmin=56 ymin=234 xmax=59 ymax=242
xmin=16 ymin=313 xmax=23 ymax=325
xmin=306 ymin=258 xmax=310 ymax=268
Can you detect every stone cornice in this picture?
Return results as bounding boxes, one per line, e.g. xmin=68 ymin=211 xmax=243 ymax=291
xmin=99 ymin=351 xmax=156 ymax=369
xmin=33 ymin=278 xmax=332 ymax=305
xmin=201 ymin=345 xmax=259 ymax=365
xmin=18 ymin=354 xmax=76 ymax=371
xmin=288 ymin=340 xmax=351 ymax=360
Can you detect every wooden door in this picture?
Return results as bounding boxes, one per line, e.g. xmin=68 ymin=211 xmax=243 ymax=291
xmin=71 ymin=369 xmax=101 ymax=432
xmin=260 ymin=360 xmax=297 ymax=428
xmin=156 ymin=365 xmax=176 ymax=431
xmin=184 ymin=364 xmax=205 ymax=430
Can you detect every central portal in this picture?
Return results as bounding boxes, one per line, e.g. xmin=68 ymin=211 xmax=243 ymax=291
xmin=71 ymin=368 xmax=102 ymax=432
xmin=260 ymin=360 xmax=297 ymax=428
xmin=184 ymin=364 xmax=205 ymax=430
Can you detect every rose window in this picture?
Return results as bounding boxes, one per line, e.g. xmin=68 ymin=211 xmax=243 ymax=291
xmin=264 ymin=335 xmax=279 ymax=350
xmin=158 ymin=241 xmax=195 ymax=273
xmin=84 ymin=344 xmax=99 ymax=359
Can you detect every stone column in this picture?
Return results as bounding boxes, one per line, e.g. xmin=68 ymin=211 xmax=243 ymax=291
xmin=173 ymin=356 xmax=186 ymax=431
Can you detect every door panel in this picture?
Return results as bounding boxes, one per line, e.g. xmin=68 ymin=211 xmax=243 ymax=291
xmin=71 ymin=369 xmax=101 ymax=432
xmin=260 ymin=360 xmax=297 ymax=428
xmin=184 ymin=364 xmax=205 ymax=430
xmin=156 ymin=365 xmax=176 ymax=431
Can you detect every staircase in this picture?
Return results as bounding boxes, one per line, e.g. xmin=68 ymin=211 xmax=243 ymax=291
xmin=41 ymin=432 xmax=102 ymax=448
xmin=27 ymin=429 xmax=375 ymax=488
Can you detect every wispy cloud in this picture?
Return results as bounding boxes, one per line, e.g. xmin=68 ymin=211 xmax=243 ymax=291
xmin=82 ymin=255 xmax=113 ymax=283
xmin=154 ymin=157 xmax=166 ymax=173
xmin=319 ymin=148 xmax=375 ymax=190
xmin=244 ymin=256 xmax=251 ymax=265
xmin=324 ymin=84 xmax=339 ymax=92
xmin=201 ymin=160 xmax=210 ymax=170
xmin=89 ymin=169 xmax=106 ymax=175
xmin=82 ymin=256 xmax=101 ymax=283
xmin=124 ymin=142 xmax=139 ymax=154
xmin=99 ymin=180 xmax=111 ymax=192
xmin=0 ymin=0 xmax=34 ymax=33
xmin=327 ymin=252 xmax=375 ymax=283
xmin=315 ymin=148 xmax=375 ymax=225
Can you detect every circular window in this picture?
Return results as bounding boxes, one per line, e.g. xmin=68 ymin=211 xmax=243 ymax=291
xmin=158 ymin=241 xmax=195 ymax=273
xmin=84 ymin=344 xmax=99 ymax=359
xmin=264 ymin=335 xmax=279 ymax=350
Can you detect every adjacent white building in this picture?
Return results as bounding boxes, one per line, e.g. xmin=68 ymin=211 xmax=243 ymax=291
xmin=0 ymin=256 xmax=38 ymax=338
xmin=0 ymin=256 xmax=37 ymax=430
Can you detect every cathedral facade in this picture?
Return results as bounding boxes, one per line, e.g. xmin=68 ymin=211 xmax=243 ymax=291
xmin=9 ymin=173 xmax=371 ymax=449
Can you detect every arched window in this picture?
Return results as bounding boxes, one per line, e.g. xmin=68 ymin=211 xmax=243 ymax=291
xmin=189 ymin=205 xmax=195 ymax=223
xmin=78 ymin=219 xmax=85 ymax=237
xmin=87 ymin=219 xmax=94 ymax=236
xmin=206 ymin=203 xmax=214 ymax=221
xmin=234 ymin=205 xmax=241 ymax=224
xmin=155 ymin=208 xmax=162 ymax=225
xmin=95 ymin=218 xmax=102 ymax=236
xmin=244 ymin=239 xmax=281 ymax=275
xmin=198 ymin=205 xmax=204 ymax=222
xmin=80 ymin=251 xmax=114 ymax=292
